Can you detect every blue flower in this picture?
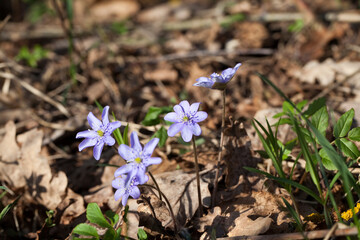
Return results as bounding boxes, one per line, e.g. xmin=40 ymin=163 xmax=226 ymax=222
xmin=193 ymin=63 xmax=242 ymax=90
xmin=115 ymin=132 xmax=162 ymax=184
xmin=76 ymin=106 xmax=121 ymax=160
xmin=112 ymin=174 xmax=145 ymax=206
xmin=164 ymin=100 xmax=207 ymax=142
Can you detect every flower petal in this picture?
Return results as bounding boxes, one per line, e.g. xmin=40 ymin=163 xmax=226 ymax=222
xmin=143 ymin=138 xmax=159 ymax=157
xmin=145 ymin=157 xmax=162 ymax=166
xmin=179 ymin=100 xmax=190 ymax=114
xmin=190 ymin=123 xmax=201 ymax=136
xmin=87 ymin=112 xmax=102 ymax=131
xmin=173 ymin=105 xmax=184 ymax=116
xmin=107 ymin=121 xmax=121 ymax=133
xmin=118 ymin=144 xmax=136 ymax=162
xmin=221 ymin=68 xmax=236 ymax=82
xmin=189 ymin=102 xmax=200 ymax=116
xmin=193 ymin=77 xmax=214 ymax=88
xmin=112 ymin=177 xmax=125 ymax=189
xmin=103 ymin=135 xmax=115 ymax=146
xmin=136 ymin=168 xmax=148 ymax=184
xmin=78 ymin=137 xmax=97 ymax=151
xmin=114 ymin=188 xmax=125 ymax=201
xmin=181 ymin=125 xmax=193 ymax=142
xmin=129 ymin=186 xmax=141 ymax=199
xmin=93 ymin=141 xmax=105 ymax=160
xmin=114 ymin=164 xmax=134 ymax=177
xmin=164 ymin=112 xmax=180 ymax=123
xmin=130 ymin=132 xmax=142 ymax=153
xmin=101 ymin=106 xmax=110 ymax=125
xmin=234 ymin=63 xmax=242 ymax=71
xmin=168 ymin=122 xmax=184 ymax=137
xmin=193 ymin=111 xmax=208 ymax=122
xmin=76 ymin=130 xmax=98 ymax=139
xmin=121 ymin=193 xmax=130 ymax=206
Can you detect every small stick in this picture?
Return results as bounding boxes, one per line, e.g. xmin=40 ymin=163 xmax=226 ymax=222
xmin=148 ymin=171 xmax=162 ymax=201
xmin=192 ymin=136 xmax=203 ymax=217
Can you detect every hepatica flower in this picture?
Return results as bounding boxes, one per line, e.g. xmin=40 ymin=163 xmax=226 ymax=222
xmin=164 ymin=100 xmax=208 ymax=142
xmin=194 ymin=63 xmax=241 ymax=90
xmin=115 ymin=131 xmax=161 ymax=185
xmin=112 ymin=174 xmax=144 ymax=206
xmin=76 ymin=106 xmax=121 ymax=160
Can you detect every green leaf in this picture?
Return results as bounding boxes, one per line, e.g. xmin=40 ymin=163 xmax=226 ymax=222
xmin=0 ymin=195 xmax=21 ymax=221
xmin=112 ymin=112 xmax=124 ymax=145
xmin=303 ymin=97 xmax=326 ymax=117
xmin=141 ymin=106 xmax=172 ymax=126
xmin=333 ymin=108 xmax=354 ymax=138
xmin=73 ymin=223 xmax=99 ymax=238
xmin=348 ymin=127 xmax=360 ymax=141
xmin=319 ymin=148 xmax=337 ymax=170
xmin=151 ymin=126 xmax=168 ymax=147
xmin=94 ymin=100 xmax=104 ymax=112
xmin=296 ymin=100 xmax=308 ymax=111
xmin=86 ymin=203 xmax=112 ymax=228
xmin=272 ymin=118 xmax=292 ymax=126
xmin=273 ymin=112 xmax=286 ymax=119
xmin=283 ymin=101 xmax=294 ymax=114
xmin=0 ymin=186 xmax=7 ymax=191
xmin=123 ymin=123 xmax=129 ymax=145
xmin=137 ymin=228 xmax=148 ymax=240
xmin=311 ymin=106 xmax=328 ymax=136
xmin=282 ymin=197 xmax=303 ymax=231
xmin=105 ymin=210 xmax=119 ymax=226
xmin=336 ymin=138 xmax=360 ymax=159
xmin=103 ymin=228 xmax=116 ymax=240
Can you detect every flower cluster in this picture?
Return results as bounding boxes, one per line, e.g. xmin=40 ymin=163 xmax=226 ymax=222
xmin=341 ymin=202 xmax=360 ymax=222
xmin=113 ymin=132 xmax=161 ymax=205
xmin=193 ymin=63 xmax=241 ymax=90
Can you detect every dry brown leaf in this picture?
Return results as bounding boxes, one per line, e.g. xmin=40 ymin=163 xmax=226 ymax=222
xmin=227 ymin=213 xmax=272 ymax=237
xmin=144 ymin=68 xmax=178 ymax=82
xmin=0 ymin=121 xmax=67 ymax=209
xmin=89 ymin=0 xmax=140 ymax=23
xmin=137 ymin=3 xmax=171 ymax=23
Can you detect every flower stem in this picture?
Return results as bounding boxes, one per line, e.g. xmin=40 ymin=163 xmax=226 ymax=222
xmin=212 ymin=89 xmax=226 ymax=207
xmin=192 ymin=136 xmax=203 ymax=217
xmin=143 ymin=184 xmax=178 ymax=233
xmin=148 ymin=171 xmax=162 ymax=200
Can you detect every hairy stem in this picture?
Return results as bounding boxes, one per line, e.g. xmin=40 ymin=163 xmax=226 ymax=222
xmin=212 ymin=89 xmax=226 ymax=207
xmin=148 ymin=171 xmax=162 ymax=200
xmin=192 ymin=136 xmax=203 ymax=217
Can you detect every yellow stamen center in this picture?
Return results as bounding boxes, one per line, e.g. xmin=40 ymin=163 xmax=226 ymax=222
xmin=97 ymin=130 xmax=104 ymax=137
xmin=135 ymin=157 xmax=142 ymax=164
xmin=183 ymin=116 xmax=189 ymax=122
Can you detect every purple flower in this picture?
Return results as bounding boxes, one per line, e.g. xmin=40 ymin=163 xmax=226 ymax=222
xmin=76 ymin=106 xmax=121 ymax=160
xmin=114 ymin=132 xmax=162 ymax=184
xmin=164 ymin=100 xmax=207 ymax=142
xmin=112 ymin=174 xmax=145 ymax=206
xmin=194 ymin=63 xmax=242 ymax=90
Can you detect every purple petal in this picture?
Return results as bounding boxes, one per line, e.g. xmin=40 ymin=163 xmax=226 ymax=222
xmin=87 ymin=112 xmax=102 ymax=131
xmin=193 ymin=111 xmax=208 ymax=122
xmin=173 ymin=105 xmax=184 ymax=116
xmin=234 ymin=63 xmax=242 ymax=71
xmin=78 ymin=138 xmax=97 ymax=151
xmin=168 ymin=122 xmax=184 ymax=137
xmin=130 ymin=132 xmax=142 ymax=153
xmin=76 ymin=130 xmax=98 ymax=139
xmin=93 ymin=141 xmax=105 ymax=160
xmin=129 ymin=186 xmax=141 ymax=199
xmin=121 ymin=193 xmax=130 ymax=206
xmin=179 ymin=100 xmax=190 ymax=114
xmin=189 ymin=102 xmax=200 ymax=116
xmin=103 ymin=135 xmax=115 ymax=146
xmin=164 ymin=112 xmax=180 ymax=123
xmin=107 ymin=121 xmax=121 ymax=133
xmin=114 ymin=188 xmax=125 ymax=201
xmin=118 ymin=144 xmax=136 ymax=162
xmin=144 ymin=157 xmax=162 ymax=166
xmin=195 ymin=76 xmax=210 ymax=83
xmin=137 ymin=168 xmax=148 ymax=184
xmin=143 ymin=138 xmax=159 ymax=157
xmin=181 ymin=125 xmax=193 ymax=142
xmin=193 ymin=77 xmax=214 ymax=88
xmin=190 ymin=123 xmax=201 ymax=136
xmin=101 ymin=106 xmax=110 ymax=126
xmin=114 ymin=164 xmax=134 ymax=177
xmin=112 ymin=177 xmax=125 ymax=189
